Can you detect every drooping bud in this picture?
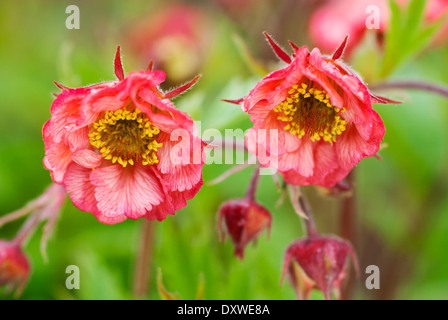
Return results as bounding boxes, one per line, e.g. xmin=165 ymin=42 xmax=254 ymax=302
xmin=0 ymin=240 xmax=30 ymax=297
xmin=282 ymin=235 xmax=359 ymax=300
xmin=218 ymin=199 xmax=271 ymax=259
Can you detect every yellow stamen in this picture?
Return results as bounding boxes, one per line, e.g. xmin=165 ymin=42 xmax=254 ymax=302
xmin=89 ymin=108 xmax=163 ymax=167
xmin=273 ymin=82 xmax=347 ymax=144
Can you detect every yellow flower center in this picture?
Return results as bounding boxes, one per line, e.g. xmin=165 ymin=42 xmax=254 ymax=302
xmin=274 ymin=83 xmax=347 ymax=144
xmin=89 ymin=108 xmax=163 ymax=167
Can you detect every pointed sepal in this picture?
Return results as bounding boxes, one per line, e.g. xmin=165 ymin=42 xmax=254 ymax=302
xmin=263 ymin=31 xmax=292 ymax=64
xmin=114 ymin=46 xmax=125 ymax=81
xmin=164 ymin=75 xmax=201 ymax=99
xmin=332 ymin=35 xmax=349 ymax=60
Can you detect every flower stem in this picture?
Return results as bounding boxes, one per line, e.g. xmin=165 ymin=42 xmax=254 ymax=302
xmin=245 ymin=165 xmax=260 ymax=201
xmin=340 ymin=170 xmax=357 ymax=243
xmin=298 ymin=191 xmax=319 ymax=237
xmin=370 ymin=81 xmax=448 ymax=99
xmin=133 ymin=219 xmax=155 ymax=298
xmin=13 ymin=210 xmax=42 ymax=246
xmin=340 ymin=169 xmax=357 ymax=300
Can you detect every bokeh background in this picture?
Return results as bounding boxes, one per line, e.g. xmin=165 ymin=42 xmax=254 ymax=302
xmin=1 ymin=0 xmax=448 ymax=300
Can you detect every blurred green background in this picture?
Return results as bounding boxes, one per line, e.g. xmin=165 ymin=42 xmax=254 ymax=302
xmin=0 ymin=0 xmax=448 ymax=300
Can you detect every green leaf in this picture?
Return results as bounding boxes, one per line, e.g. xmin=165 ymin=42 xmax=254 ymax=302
xmin=381 ymin=0 xmax=440 ymax=77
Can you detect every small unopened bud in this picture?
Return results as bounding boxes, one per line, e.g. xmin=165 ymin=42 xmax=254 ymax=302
xmin=0 ymin=240 xmax=30 ymax=297
xmin=218 ymin=199 xmax=271 ymax=259
xmin=282 ymin=235 xmax=359 ymax=300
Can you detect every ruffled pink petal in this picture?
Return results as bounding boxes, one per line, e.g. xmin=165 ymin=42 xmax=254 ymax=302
xmin=243 ymin=49 xmax=307 ymax=114
xmin=43 ymin=138 xmax=72 ymax=184
xmin=145 ymin=198 xmax=175 ymax=221
xmin=164 ymin=164 xmax=203 ymax=192
xmin=49 ymin=87 xmax=92 ymax=143
xmin=278 ymin=138 xmax=314 ymax=177
xmin=308 ymin=49 xmax=371 ymax=108
xmin=71 ymin=149 xmax=103 ymax=169
xmin=302 ymin=52 xmax=345 ymax=110
xmin=145 ymin=167 xmax=176 ymax=221
xmin=126 ymin=70 xmax=166 ymax=101
xmin=243 ymin=76 xmax=286 ymax=113
xmin=248 ymin=113 xmax=302 ymax=158
xmin=90 ymin=164 xmax=165 ymax=219
xmin=89 ymin=86 xmax=129 ymax=113
xmin=169 ymin=178 xmax=204 ymax=211
xmin=92 ymin=209 xmax=127 ymax=225
xmin=137 ymin=87 xmax=193 ymax=133
xmin=65 ymin=127 xmax=90 ymax=153
xmin=156 ymin=133 xmax=204 ymax=193
xmin=157 ymin=132 xmax=193 ymax=173
xmin=63 ymin=162 xmax=97 ymax=212
xmin=311 ymin=142 xmax=340 ymax=185
xmin=307 ymin=49 xmax=377 ymax=141
xmin=281 ymin=168 xmax=309 ymax=186
xmin=336 ymin=114 xmax=384 ymax=171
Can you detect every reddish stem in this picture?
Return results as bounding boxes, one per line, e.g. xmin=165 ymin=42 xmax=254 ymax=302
xmin=340 ymin=169 xmax=357 ymax=300
xmin=371 ymin=81 xmax=448 ymax=99
xmin=298 ymin=192 xmax=319 ymax=237
xmin=133 ymin=219 xmax=155 ymax=298
xmin=245 ymin=165 xmax=260 ymax=201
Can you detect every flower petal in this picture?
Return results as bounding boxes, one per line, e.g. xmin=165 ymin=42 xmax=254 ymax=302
xmin=43 ymin=138 xmax=72 ymax=184
xmin=279 ymin=138 xmax=314 ymax=176
xmin=90 ymin=164 xmax=165 ymax=219
xmin=71 ymin=149 xmax=103 ymax=169
xmin=63 ymin=162 xmax=97 ymax=213
xmin=336 ymin=115 xmax=384 ymax=171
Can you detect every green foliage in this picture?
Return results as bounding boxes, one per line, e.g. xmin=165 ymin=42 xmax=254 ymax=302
xmin=381 ymin=0 xmax=442 ymax=77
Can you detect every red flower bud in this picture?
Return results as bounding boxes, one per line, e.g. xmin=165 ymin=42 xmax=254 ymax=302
xmin=282 ymin=235 xmax=358 ymax=300
xmin=0 ymin=240 xmax=30 ymax=297
xmin=218 ymin=199 xmax=271 ymax=259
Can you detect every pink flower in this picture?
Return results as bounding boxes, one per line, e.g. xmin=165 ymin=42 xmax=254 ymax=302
xmin=218 ymin=198 xmax=271 ymax=259
xmin=309 ymin=0 xmax=448 ymax=57
xmin=43 ymin=47 xmax=204 ymax=224
xmin=282 ymin=235 xmax=358 ymax=300
xmin=239 ymin=33 xmax=397 ymax=187
xmin=0 ymin=240 xmax=30 ymax=297
xmin=126 ymin=3 xmax=211 ymax=83
xmin=309 ymin=0 xmax=390 ymax=57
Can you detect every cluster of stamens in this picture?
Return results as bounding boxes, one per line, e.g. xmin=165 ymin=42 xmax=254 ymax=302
xmin=274 ymin=83 xmax=347 ymax=144
xmin=89 ymin=108 xmax=162 ymax=167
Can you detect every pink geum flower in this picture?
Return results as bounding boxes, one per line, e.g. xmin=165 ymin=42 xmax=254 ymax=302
xmin=282 ymin=235 xmax=358 ymax=300
xmin=237 ymin=32 xmax=398 ymax=188
xmin=43 ymin=47 xmax=204 ymax=224
xmin=0 ymin=240 xmax=30 ymax=297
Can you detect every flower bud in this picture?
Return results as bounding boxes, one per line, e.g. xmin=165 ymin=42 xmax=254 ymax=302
xmin=218 ymin=199 xmax=271 ymax=259
xmin=0 ymin=240 xmax=30 ymax=297
xmin=282 ymin=235 xmax=358 ymax=300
